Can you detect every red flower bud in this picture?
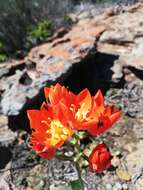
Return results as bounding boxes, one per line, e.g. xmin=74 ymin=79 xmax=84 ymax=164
xmin=89 ymin=143 xmax=112 ymax=173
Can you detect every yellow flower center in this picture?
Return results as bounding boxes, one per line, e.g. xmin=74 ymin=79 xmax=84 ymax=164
xmin=45 ymin=120 xmax=72 ymax=147
xmin=75 ymin=103 xmax=89 ymax=121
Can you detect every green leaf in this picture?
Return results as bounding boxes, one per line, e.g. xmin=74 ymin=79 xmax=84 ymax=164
xmin=70 ymin=180 xmax=83 ymax=190
xmin=73 ymin=153 xmax=82 ymax=162
xmin=0 ymin=53 xmax=7 ymax=62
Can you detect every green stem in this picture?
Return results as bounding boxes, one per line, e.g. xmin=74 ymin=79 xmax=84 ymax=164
xmin=56 ymin=154 xmax=73 ymax=161
xmin=75 ymin=162 xmax=85 ymax=190
xmin=73 ymin=134 xmax=82 ymax=153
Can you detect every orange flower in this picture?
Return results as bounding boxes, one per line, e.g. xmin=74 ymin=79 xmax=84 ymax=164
xmin=89 ymin=143 xmax=112 ymax=173
xmin=27 ymin=102 xmax=73 ymax=159
xmin=30 ymin=138 xmax=56 ymax=159
xmin=44 ymin=84 xmax=121 ymax=136
xmin=44 ymin=83 xmax=75 ymax=107
xmin=84 ymin=90 xmax=121 ymax=136
xmin=70 ymin=89 xmax=121 ymax=136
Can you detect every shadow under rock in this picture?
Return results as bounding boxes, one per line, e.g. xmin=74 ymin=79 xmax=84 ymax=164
xmin=8 ymin=87 xmax=45 ymax=133
xmin=127 ymin=66 xmax=143 ymax=81
xmin=64 ymin=52 xmax=121 ymax=95
xmin=0 ymin=146 xmax=12 ymax=170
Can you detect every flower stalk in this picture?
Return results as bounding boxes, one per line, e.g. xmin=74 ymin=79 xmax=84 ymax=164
xmin=75 ymin=162 xmax=85 ymax=190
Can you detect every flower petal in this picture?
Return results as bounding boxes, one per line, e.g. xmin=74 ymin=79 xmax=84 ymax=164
xmin=94 ymin=90 xmax=104 ymax=107
xmin=110 ymin=110 xmax=122 ymax=125
xmin=75 ymin=89 xmax=92 ymax=121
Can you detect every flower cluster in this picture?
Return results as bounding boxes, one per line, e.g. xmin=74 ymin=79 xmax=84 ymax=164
xmin=27 ymin=83 xmax=121 ymax=172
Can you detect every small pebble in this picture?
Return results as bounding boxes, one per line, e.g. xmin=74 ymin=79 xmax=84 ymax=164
xmin=39 ymin=180 xmax=45 ymax=187
xmin=106 ymin=183 xmax=112 ymax=190
xmin=113 ymin=182 xmax=122 ymax=190
xmin=113 ymin=187 xmax=118 ymax=190
xmin=122 ymin=183 xmax=128 ymax=190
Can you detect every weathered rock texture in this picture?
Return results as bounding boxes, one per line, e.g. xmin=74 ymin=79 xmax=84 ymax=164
xmin=97 ymin=2 xmax=143 ymax=80
xmin=0 ymin=23 xmax=105 ymax=116
xmin=1 ymin=2 xmax=143 ymax=116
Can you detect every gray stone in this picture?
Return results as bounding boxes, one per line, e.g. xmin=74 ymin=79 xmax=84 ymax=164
xmin=113 ymin=187 xmax=118 ymax=190
xmin=122 ymin=184 xmax=128 ymax=190
xmin=0 ymin=179 xmax=10 ymax=190
xmin=97 ymin=1 xmax=143 ymax=74
xmin=114 ymin=182 xmax=122 ymax=190
xmin=106 ymin=183 xmax=113 ymax=190
xmin=111 ymin=60 xmax=123 ymax=83
xmin=77 ymin=11 xmax=93 ymax=20
xmin=0 ymin=115 xmax=16 ymax=146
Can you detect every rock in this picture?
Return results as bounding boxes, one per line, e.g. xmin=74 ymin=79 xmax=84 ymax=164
xmin=0 ymin=114 xmax=7 ymax=126
xmin=0 ymin=179 xmax=10 ymax=190
xmin=110 ymin=60 xmax=123 ymax=83
xmin=122 ymin=42 xmax=143 ymax=70
xmin=122 ymin=183 xmax=128 ymax=190
xmin=0 ymin=20 xmax=105 ymax=116
xmin=114 ymin=182 xmax=122 ymax=190
xmin=0 ymin=115 xmax=16 ymax=146
xmin=113 ymin=188 xmax=118 ymax=190
xmin=77 ymin=11 xmax=93 ymax=20
xmin=125 ymin=141 xmax=143 ymax=173
xmin=133 ymin=119 xmax=143 ymax=139
xmin=0 ymin=125 xmax=17 ymax=146
xmin=97 ymin=2 xmax=143 ymax=73
xmin=0 ymin=59 xmax=25 ymax=80
xmin=0 ymin=64 xmax=9 ymax=79
xmin=0 ymin=70 xmax=33 ymax=115
xmin=99 ymin=30 xmax=134 ymax=45
xmin=106 ymin=183 xmax=112 ymax=190
xmin=0 ymin=161 xmax=11 ymax=187
xmin=125 ymin=141 xmax=143 ymax=190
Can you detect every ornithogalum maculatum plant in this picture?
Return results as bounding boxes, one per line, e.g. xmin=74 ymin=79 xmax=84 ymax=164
xmin=27 ymin=83 xmax=121 ymax=190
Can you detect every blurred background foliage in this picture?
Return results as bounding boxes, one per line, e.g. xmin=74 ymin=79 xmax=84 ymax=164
xmin=28 ymin=20 xmax=52 ymax=43
xmin=0 ymin=0 xmax=74 ymax=54
xmin=0 ymin=42 xmax=7 ymax=62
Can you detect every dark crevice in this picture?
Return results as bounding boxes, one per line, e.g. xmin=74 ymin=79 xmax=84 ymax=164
xmin=3 ymin=63 xmax=26 ymax=77
xmin=127 ymin=66 xmax=143 ymax=80
xmin=0 ymin=145 xmax=12 ymax=169
xmin=64 ymin=52 xmax=121 ymax=95
xmin=102 ymin=39 xmax=134 ymax=46
xmin=8 ymin=87 xmax=45 ymax=133
xmin=19 ymin=72 xmax=33 ymax=86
